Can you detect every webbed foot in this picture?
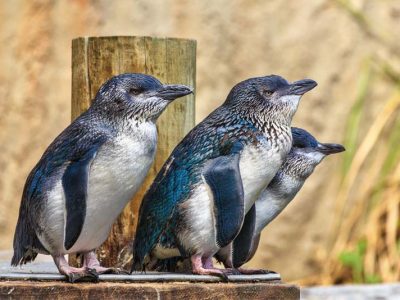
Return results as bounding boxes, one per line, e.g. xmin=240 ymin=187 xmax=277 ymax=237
xmin=53 ymin=255 xmax=99 ymax=283
xmin=65 ymin=267 xmax=99 ymax=283
xmin=83 ymin=251 xmax=129 ymax=275
xmin=191 ymin=255 xmax=232 ymax=281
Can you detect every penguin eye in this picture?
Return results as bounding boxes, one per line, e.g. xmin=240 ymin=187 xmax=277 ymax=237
xmin=129 ymin=88 xmax=142 ymax=96
xmin=263 ymin=89 xmax=273 ymax=96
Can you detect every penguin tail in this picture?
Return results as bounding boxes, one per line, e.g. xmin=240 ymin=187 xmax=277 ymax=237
xmin=130 ymin=236 xmax=148 ymax=273
xmin=11 ymin=247 xmax=38 ymax=267
xmin=11 ymin=212 xmax=46 ymax=266
xmin=130 ymin=251 xmax=146 ymax=273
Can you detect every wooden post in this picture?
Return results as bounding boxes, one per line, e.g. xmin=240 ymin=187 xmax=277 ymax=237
xmin=70 ymin=36 xmax=196 ymax=267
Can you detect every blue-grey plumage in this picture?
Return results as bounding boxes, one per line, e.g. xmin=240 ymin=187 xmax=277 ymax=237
xmin=132 ymin=75 xmax=317 ymax=277
xmin=216 ymin=127 xmax=345 ymax=272
xmin=11 ymin=73 xmax=192 ymax=282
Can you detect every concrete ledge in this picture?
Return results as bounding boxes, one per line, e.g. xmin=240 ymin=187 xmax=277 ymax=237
xmin=0 ymin=280 xmax=299 ymax=300
xmin=301 ymin=283 xmax=400 ymax=300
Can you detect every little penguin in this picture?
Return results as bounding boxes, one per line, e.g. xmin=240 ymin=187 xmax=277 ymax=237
xmin=11 ymin=73 xmax=192 ymax=282
xmin=215 ymin=127 xmax=345 ymax=272
xmin=132 ymin=75 xmax=317 ymax=277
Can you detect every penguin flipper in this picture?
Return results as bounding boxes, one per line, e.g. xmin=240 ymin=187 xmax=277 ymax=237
xmin=11 ymin=114 xmax=111 ymax=264
xmin=232 ymin=204 xmax=256 ymax=268
xmin=62 ymin=140 xmax=105 ymax=250
xmin=203 ymin=143 xmax=244 ymax=247
xmin=247 ymin=232 xmax=261 ymax=263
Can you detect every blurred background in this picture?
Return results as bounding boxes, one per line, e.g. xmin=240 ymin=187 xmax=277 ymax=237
xmin=0 ymin=0 xmax=399 ymax=285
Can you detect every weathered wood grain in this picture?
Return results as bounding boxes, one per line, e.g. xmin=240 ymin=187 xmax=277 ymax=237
xmin=0 ymin=280 xmax=300 ymax=300
xmin=70 ymin=36 xmax=196 ymax=268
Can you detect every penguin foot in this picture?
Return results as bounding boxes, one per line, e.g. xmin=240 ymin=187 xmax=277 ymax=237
xmin=237 ymin=267 xmax=277 ymax=275
xmin=191 ymin=254 xmax=230 ymax=281
xmin=89 ymin=266 xmax=130 ymax=275
xmin=82 ymin=250 xmax=129 ymax=275
xmin=53 ymin=254 xmax=99 ymax=283
xmin=223 ymin=268 xmax=242 ymax=275
xmin=64 ymin=267 xmax=100 ymax=283
xmin=192 ymin=266 xmax=230 ymax=281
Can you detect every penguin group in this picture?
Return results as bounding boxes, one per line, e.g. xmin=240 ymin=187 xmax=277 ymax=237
xmin=12 ymin=72 xmax=344 ymax=282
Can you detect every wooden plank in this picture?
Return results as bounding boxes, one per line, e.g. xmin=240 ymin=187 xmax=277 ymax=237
xmin=0 ymin=281 xmax=300 ymax=300
xmin=70 ymin=36 xmax=196 ymax=268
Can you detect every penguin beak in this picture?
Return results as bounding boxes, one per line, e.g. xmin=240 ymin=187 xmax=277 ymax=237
xmin=289 ymin=79 xmax=317 ymax=95
xmin=316 ymin=143 xmax=345 ymax=155
xmin=157 ymin=84 xmax=193 ymax=101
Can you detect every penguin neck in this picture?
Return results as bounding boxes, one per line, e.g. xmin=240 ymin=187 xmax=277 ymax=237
xmin=90 ymin=95 xmax=158 ymax=125
xmin=280 ymin=151 xmax=319 ymax=180
xmin=120 ymin=116 xmax=155 ymax=132
xmin=89 ymin=105 xmax=155 ymax=133
xmin=230 ymin=104 xmax=294 ymax=133
xmin=259 ymin=104 xmax=296 ymax=127
xmin=235 ymin=110 xmax=293 ymax=150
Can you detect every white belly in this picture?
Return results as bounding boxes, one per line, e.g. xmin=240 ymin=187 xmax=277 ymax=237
xmin=69 ymin=132 xmax=156 ymax=253
xmin=254 ymin=176 xmax=303 ymax=235
xmin=254 ymin=189 xmax=289 ymax=235
xmin=38 ymin=123 xmax=157 ymax=255
xmin=239 ymin=143 xmax=286 ymax=212
xmin=175 ymin=183 xmax=219 ymax=257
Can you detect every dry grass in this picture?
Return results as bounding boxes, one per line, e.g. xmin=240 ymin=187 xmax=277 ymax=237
xmin=292 ymin=0 xmax=400 ymax=285
xmin=328 ymin=91 xmax=400 ymax=283
xmin=296 ymin=88 xmax=400 ymax=286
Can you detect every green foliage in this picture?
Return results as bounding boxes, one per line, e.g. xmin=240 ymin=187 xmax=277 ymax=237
xmin=365 ymin=274 xmax=382 ymax=284
xmin=338 ymin=239 xmax=381 ymax=283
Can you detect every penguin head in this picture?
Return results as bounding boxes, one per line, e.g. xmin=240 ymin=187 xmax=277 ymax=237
xmin=224 ymin=75 xmax=317 ymax=123
xmin=93 ymin=73 xmax=193 ymax=122
xmin=291 ymin=127 xmax=345 ymax=164
xmin=279 ymin=127 xmax=344 ymax=179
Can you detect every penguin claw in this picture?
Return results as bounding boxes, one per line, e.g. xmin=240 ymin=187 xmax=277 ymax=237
xmin=226 ymin=268 xmax=242 ymax=276
xmin=206 ymin=270 xmax=230 ymax=281
xmin=192 ymin=268 xmax=232 ymax=281
xmin=216 ymin=271 xmax=229 ymax=282
xmin=66 ymin=267 xmax=99 ymax=283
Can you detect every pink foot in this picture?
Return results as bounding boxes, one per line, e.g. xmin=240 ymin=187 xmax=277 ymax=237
xmin=83 ymin=251 xmax=128 ymax=274
xmin=53 ymin=255 xmax=98 ymax=283
xmin=202 ymin=256 xmax=214 ymax=269
xmin=191 ymin=255 xmax=231 ymax=280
